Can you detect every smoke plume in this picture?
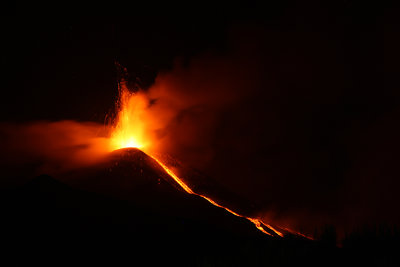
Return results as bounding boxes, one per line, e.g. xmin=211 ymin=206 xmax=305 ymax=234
xmin=126 ymin=26 xmax=400 ymax=238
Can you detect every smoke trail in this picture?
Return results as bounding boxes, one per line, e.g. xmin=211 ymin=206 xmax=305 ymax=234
xmin=0 ymin=120 xmax=110 ymax=184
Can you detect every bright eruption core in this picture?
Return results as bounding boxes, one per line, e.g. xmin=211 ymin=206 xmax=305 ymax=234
xmin=109 ymin=81 xmax=150 ymax=151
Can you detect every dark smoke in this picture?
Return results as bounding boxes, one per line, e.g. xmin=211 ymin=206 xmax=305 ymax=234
xmin=140 ymin=25 xmax=400 ymax=238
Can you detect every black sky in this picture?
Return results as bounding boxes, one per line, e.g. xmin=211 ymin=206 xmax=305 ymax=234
xmin=1 ymin=1 xmax=391 ymax=122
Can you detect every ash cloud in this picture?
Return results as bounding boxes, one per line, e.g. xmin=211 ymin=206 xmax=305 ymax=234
xmin=140 ymin=25 xmax=400 ymax=238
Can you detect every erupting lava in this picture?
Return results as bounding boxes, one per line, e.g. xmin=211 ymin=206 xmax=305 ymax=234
xmin=108 ymin=72 xmax=305 ymax=238
xmin=110 ymin=79 xmax=149 ymax=150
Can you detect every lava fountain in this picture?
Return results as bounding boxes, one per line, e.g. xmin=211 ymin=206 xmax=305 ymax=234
xmin=110 ymin=77 xmax=149 ymax=150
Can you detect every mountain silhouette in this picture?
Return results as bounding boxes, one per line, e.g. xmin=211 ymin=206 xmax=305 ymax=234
xmin=0 ymin=148 xmax=275 ymax=266
xmin=1 ymin=148 xmax=398 ymax=266
xmin=59 ymin=148 xmax=273 ymax=235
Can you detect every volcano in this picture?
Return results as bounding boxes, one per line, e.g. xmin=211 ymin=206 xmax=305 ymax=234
xmin=0 ymin=148 xmax=286 ymax=266
xmin=1 ymin=148 xmax=395 ymax=266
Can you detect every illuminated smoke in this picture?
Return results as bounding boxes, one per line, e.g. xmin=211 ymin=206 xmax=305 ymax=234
xmin=107 ymin=26 xmax=400 ymax=239
xmin=0 ymin=120 xmax=111 ymax=182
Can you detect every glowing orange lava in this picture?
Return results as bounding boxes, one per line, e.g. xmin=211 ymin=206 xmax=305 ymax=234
xmin=149 ymin=150 xmax=282 ymax=236
xmin=108 ymin=79 xmax=306 ymax=238
xmin=109 ymin=76 xmax=150 ymax=151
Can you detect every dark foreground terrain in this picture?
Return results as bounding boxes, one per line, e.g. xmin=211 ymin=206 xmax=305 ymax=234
xmin=0 ymin=149 xmax=399 ymax=266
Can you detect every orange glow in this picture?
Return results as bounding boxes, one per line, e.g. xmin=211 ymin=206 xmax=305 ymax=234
xmin=280 ymin=227 xmax=314 ymax=240
xmin=109 ymin=79 xmax=150 ymax=151
xmin=150 ymin=155 xmax=194 ymax=195
xmin=108 ymin=79 xmax=309 ymax=238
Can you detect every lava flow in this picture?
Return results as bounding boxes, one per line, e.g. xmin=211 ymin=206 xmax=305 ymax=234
xmin=150 ymin=155 xmax=282 ymax=237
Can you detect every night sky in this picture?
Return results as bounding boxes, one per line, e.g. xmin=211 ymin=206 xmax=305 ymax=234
xmin=1 ymin=1 xmax=400 ymax=238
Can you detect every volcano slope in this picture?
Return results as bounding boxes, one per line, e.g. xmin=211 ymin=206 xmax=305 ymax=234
xmin=57 ymin=148 xmax=271 ymax=235
xmin=61 ymin=148 xmax=285 ymax=236
xmin=1 ymin=148 xmax=395 ymax=266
